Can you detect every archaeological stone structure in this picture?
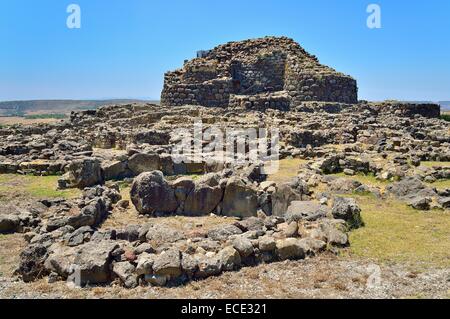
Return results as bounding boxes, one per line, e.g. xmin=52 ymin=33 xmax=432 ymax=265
xmin=0 ymin=36 xmax=448 ymax=293
xmin=161 ymin=37 xmax=358 ymax=110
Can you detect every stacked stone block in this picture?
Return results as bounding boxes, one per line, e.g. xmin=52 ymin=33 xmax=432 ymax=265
xmin=162 ymin=36 xmax=359 ymax=109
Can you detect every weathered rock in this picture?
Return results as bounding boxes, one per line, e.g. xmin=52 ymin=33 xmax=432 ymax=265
xmin=331 ymin=197 xmax=363 ymax=229
xmin=278 ymin=221 xmax=299 ymax=238
xmin=207 ymin=224 xmax=242 ymax=241
xmin=66 ymin=226 xmax=94 ymax=247
xmin=72 ymin=241 xmax=119 ymax=285
xmin=222 ymin=177 xmax=258 ymax=218
xmin=275 ymin=238 xmax=305 ymax=260
xmin=407 ymin=196 xmax=432 ymax=210
xmin=0 ymin=214 xmax=20 ymax=234
xmin=217 ymin=246 xmax=241 ymax=271
xmin=285 ymin=201 xmax=328 ymax=222
xmin=128 ymin=153 xmax=160 ymax=176
xmin=145 ymin=224 xmax=186 ymax=246
xmin=181 ymin=253 xmax=198 ymax=278
xmin=183 ymin=182 xmax=223 ymax=216
xmin=232 ymin=237 xmax=254 ymax=258
xmin=311 ymin=219 xmax=349 ymax=247
xmin=237 ymin=217 xmax=265 ymax=232
xmin=297 ymin=238 xmax=327 ymax=256
xmin=258 ymin=236 xmax=276 ymax=252
xmin=271 ymin=182 xmax=305 ymax=216
xmin=195 ymin=255 xmax=222 ymax=279
xmin=130 ymin=171 xmax=178 ymax=215
xmin=112 ymin=262 xmax=138 ymax=288
xmin=152 ymin=249 xmax=182 ymax=278
xmin=102 ymin=160 xmax=130 ymax=180
xmin=135 ymin=252 xmax=157 ymax=276
xmin=17 ymin=244 xmax=48 ymax=282
xmin=60 ymin=158 xmax=104 ymax=189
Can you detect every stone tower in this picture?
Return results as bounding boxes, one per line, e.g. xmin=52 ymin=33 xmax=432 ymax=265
xmin=161 ymin=36 xmax=358 ymax=110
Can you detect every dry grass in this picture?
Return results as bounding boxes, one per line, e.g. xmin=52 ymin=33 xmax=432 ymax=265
xmin=101 ymin=185 xmax=238 ymax=231
xmin=0 ymin=117 xmax=60 ymax=126
xmin=421 ymin=161 xmax=450 ymax=168
xmin=0 ymin=233 xmax=26 ymax=277
xmin=347 ymin=195 xmax=450 ymax=269
xmin=330 ymin=172 xmax=390 ymax=190
xmin=428 ymin=179 xmax=450 ymax=191
xmin=0 ymin=174 xmax=80 ymax=202
xmin=267 ymin=158 xmax=309 ymax=184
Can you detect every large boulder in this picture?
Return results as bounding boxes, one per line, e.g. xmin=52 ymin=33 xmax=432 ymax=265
xmin=67 ymin=197 xmax=108 ymax=229
xmin=222 ymin=177 xmax=258 ymax=218
xmin=172 ymin=177 xmax=195 ymax=203
xmin=218 ymin=246 xmax=241 ymax=271
xmin=271 ymin=178 xmax=309 ymax=216
xmin=112 ymin=262 xmax=138 ymax=288
xmin=386 ymin=176 xmax=436 ymax=199
xmin=183 ymin=182 xmax=223 ymax=216
xmin=152 ymin=249 xmax=182 ymax=278
xmin=128 ymin=153 xmax=161 ymax=176
xmin=144 ymin=224 xmax=186 ymax=246
xmin=275 ymin=238 xmax=305 ymax=261
xmin=44 ymin=244 xmax=77 ymax=277
xmin=102 ymin=160 xmax=130 ymax=180
xmin=194 ymin=255 xmax=222 ymax=279
xmin=60 ymin=158 xmax=104 ymax=189
xmin=331 ymin=197 xmax=364 ymax=229
xmin=72 ymin=240 xmax=119 ymax=285
xmin=17 ymin=244 xmax=49 ymax=282
xmin=0 ymin=214 xmax=20 ymax=234
xmin=130 ymin=171 xmax=178 ymax=215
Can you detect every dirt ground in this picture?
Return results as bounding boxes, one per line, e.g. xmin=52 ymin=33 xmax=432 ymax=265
xmin=0 ymin=165 xmax=449 ymax=299
xmin=0 ymin=116 xmax=61 ymax=126
xmin=0 ymin=234 xmax=448 ymax=299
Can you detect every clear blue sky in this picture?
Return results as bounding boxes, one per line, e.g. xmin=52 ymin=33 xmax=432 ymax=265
xmin=1 ymin=0 xmax=449 ymax=101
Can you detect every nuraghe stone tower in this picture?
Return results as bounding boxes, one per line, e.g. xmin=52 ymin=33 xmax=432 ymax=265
xmin=161 ymin=36 xmax=358 ymax=110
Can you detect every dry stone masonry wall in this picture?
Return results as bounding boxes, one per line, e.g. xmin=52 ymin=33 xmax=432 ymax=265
xmin=161 ymin=37 xmax=358 ymax=110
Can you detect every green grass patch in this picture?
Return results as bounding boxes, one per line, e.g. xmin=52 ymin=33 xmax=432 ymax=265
xmin=440 ymin=114 xmax=450 ymax=122
xmin=427 ymin=179 xmax=450 ymax=191
xmin=0 ymin=174 xmax=80 ymax=200
xmin=331 ymin=172 xmax=391 ymax=189
xmin=421 ymin=161 xmax=450 ymax=168
xmin=347 ymin=195 xmax=450 ymax=269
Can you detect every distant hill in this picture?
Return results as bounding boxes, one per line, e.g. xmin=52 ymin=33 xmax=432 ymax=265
xmin=0 ymin=99 xmax=159 ymax=116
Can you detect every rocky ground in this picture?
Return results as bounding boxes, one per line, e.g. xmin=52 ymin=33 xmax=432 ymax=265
xmin=0 ymin=101 xmax=449 ymax=299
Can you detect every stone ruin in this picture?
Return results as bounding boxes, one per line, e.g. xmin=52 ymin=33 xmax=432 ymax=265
xmin=161 ymin=36 xmax=358 ymax=110
xmin=0 ymin=37 xmax=448 ymax=291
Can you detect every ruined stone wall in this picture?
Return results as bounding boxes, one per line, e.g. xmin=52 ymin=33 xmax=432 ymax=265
xmin=229 ymin=92 xmax=290 ymax=111
xmin=161 ymin=37 xmax=358 ymax=108
xmin=161 ymin=78 xmax=233 ymax=107
xmin=285 ymin=72 xmax=358 ymax=104
xmin=231 ymin=50 xmax=287 ymax=94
